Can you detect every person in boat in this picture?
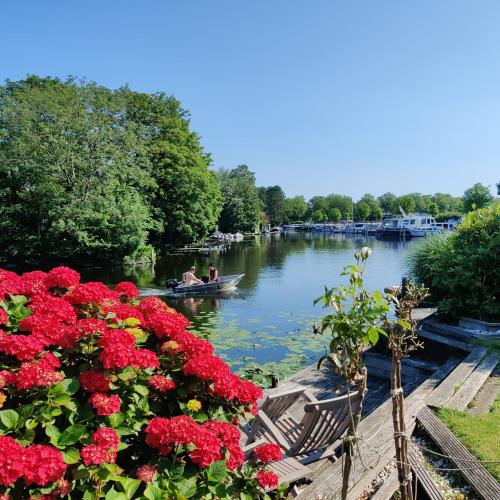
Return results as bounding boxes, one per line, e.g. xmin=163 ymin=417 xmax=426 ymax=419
xmin=182 ymin=266 xmax=204 ymax=286
xmin=208 ymin=262 xmax=219 ymax=282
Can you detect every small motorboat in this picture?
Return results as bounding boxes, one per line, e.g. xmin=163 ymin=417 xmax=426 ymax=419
xmin=165 ymin=274 xmax=245 ymax=296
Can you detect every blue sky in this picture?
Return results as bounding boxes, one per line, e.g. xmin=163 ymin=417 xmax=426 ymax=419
xmin=1 ymin=1 xmax=499 ymax=199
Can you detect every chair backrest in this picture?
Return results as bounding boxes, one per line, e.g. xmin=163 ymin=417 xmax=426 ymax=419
xmin=290 ymin=390 xmax=364 ymax=456
xmin=260 ymin=386 xmax=305 ymax=420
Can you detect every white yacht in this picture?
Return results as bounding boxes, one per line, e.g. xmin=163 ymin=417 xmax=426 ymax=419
xmin=380 ymin=213 xmax=438 ymax=238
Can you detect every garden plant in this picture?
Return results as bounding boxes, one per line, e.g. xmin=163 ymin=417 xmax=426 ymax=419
xmin=0 ymin=267 xmax=286 ymax=499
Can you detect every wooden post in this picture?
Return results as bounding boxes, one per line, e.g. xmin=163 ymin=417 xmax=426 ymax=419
xmin=341 ymin=367 xmax=367 ymax=500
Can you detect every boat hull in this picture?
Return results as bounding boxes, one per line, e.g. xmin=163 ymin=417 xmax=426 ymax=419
xmin=165 ymin=274 xmax=245 ymax=296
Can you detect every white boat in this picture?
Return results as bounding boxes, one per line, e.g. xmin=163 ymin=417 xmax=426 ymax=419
xmin=380 ymin=213 xmax=438 ymax=239
xmin=408 ymin=224 xmax=444 ymax=237
xmin=165 ymin=274 xmax=245 ymax=296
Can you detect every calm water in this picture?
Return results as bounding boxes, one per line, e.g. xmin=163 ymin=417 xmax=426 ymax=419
xmin=78 ymin=233 xmax=419 ymax=376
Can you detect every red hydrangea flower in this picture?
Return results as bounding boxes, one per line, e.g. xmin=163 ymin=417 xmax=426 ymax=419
xmin=80 ymin=370 xmax=110 ymax=393
xmin=115 ymin=281 xmax=140 ymax=298
xmin=45 ymin=266 xmax=80 ymax=290
xmin=0 ymin=333 xmax=46 ymax=360
xmin=256 ymin=469 xmax=279 ymax=489
xmin=145 ymin=310 xmax=190 ymax=338
xmin=183 ymin=354 xmax=230 ymax=381
xmin=81 ymin=444 xmax=116 ymax=466
xmin=66 ymin=282 xmax=119 ymax=305
xmin=136 ymin=464 xmax=157 ymax=482
xmin=91 ymin=427 xmax=119 ymax=450
xmin=88 ymin=393 xmax=121 ymax=416
xmin=204 ymin=420 xmax=245 ymax=469
xmin=254 ymin=443 xmax=282 ymax=464
xmin=0 ymin=370 xmax=16 ymax=389
xmin=15 ymin=354 xmax=64 ymax=390
xmin=76 ymin=318 xmax=108 ymax=337
xmin=97 ymin=329 xmax=136 ymax=349
xmin=0 ymin=308 xmax=8 ymax=326
xmin=29 ymin=295 xmax=77 ymax=324
xmin=129 ymin=348 xmax=160 ymax=369
xmin=101 ymin=302 xmax=144 ymax=324
xmin=24 ymin=445 xmax=67 ymax=486
xmin=0 ymin=270 xmax=23 ymax=298
xmin=0 ymin=436 xmax=25 ymax=486
xmin=148 ymin=374 xmax=176 ymax=392
xmin=20 ymin=271 xmax=48 ymax=295
xmin=138 ymin=296 xmax=174 ymax=315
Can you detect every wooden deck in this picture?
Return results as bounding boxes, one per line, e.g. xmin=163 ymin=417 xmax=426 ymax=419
xmin=294 ymin=358 xmax=459 ymax=499
xmin=417 ymin=406 xmax=500 ymax=500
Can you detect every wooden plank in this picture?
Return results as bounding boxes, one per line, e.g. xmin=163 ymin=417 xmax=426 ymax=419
xmin=417 ymin=328 xmax=474 ymax=352
xmin=426 ymin=347 xmax=487 ymax=408
xmin=444 ymin=353 xmax=498 ymax=411
xmin=295 ymin=358 xmax=459 ymax=499
xmin=408 ymin=448 xmax=444 ymax=500
xmin=417 ymin=406 xmax=500 ymax=500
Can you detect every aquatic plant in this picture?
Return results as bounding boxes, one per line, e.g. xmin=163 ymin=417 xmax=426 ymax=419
xmin=0 ymin=267 xmax=285 ymax=499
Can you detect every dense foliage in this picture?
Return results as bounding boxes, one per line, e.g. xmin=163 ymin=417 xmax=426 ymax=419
xmin=462 ymin=182 xmax=494 ymax=212
xmin=0 ymin=267 xmax=287 ymax=499
xmin=0 ymin=76 xmax=221 ymax=264
xmin=217 ymin=166 xmax=262 ymax=233
xmin=407 ymin=207 xmax=499 ymax=321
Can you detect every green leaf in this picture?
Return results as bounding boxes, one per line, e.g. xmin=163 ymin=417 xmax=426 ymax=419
xmin=0 ymin=409 xmax=19 ymax=429
xmin=143 ymin=485 xmax=164 ymax=500
xmin=107 ymin=412 xmax=124 ymax=428
xmin=105 ymin=487 xmax=127 ymax=500
xmin=63 ymin=447 xmax=81 ymax=464
xmin=61 ymin=378 xmax=80 ymax=395
xmin=57 ymin=424 xmax=86 ymax=446
xmin=207 ymin=460 xmax=227 ymax=483
xmin=176 ymin=477 xmax=197 ymax=498
xmin=117 ymin=477 xmax=141 ymax=499
xmin=133 ymin=384 xmax=149 ymax=397
xmin=367 ymin=327 xmax=379 ymax=345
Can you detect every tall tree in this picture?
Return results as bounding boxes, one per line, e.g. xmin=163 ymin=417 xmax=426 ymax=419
xmin=353 ymin=201 xmax=370 ymax=221
xmin=284 ymin=195 xmax=308 ymax=223
xmin=260 ymin=185 xmax=287 ymax=226
xmin=462 ymin=183 xmax=493 ymax=212
xmin=358 ymin=194 xmax=383 ymax=220
xmin=217 ymin=165 xmax=262 ymax=233
xmin=121 ymin=88 xmax=222 ymax=245
xmin=0 ymin=76 xmax=153 ymax=262
xmin=378 ymin=192 xmax=398 ymax=214
xmin=396 ymin=195 xmax=416 ymax=214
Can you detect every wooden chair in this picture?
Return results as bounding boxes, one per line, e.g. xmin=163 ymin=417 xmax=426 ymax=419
xmin=260 ymin=385 xmax=310 ymax=420
xmin=247 ymin=389 xmax=363 ymax=464
xmin=242 ymin=438 xmax=312 ymax=493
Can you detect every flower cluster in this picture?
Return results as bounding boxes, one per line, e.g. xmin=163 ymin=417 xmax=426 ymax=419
xmin=0 ymin=437 xmax=66 ymax=487
xmin=0 ymin=266 xmax=271 ymax=498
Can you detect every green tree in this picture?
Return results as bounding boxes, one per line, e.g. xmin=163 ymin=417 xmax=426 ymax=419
xmin=217 ymin=165 xmax=262 ymax=233
xmin=260 ymin=185 xmax=287 ymax=226
xmin=353 ymin=201 xmax=370 ymax=221
xmin=121 ymin=88 xmax=222 ymax=245
xmin=312 ymin=209 xmax=327 ymax=222
xmin=428 ymin=202 xmax=439 ymax=216
xmin=284 ymin=195 xmax=308 ymax=223
xmin=462 ymin=183 xmax=493 ymax=212
xmin=378 ymin=192 xmax=398 ymax=214
xmin=358 ymin=194 xmax=382 ymax=220
xmin=328 ymin=207 xmax=342 ymax=222
xmin=0 ymin=76 xmax=153 ymax=262
xmin=396 ymin=195 xmax=416 ymax=214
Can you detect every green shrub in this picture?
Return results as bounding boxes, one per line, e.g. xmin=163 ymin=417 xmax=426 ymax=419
xmin=407 ymin=207 xmax=499 ymax=321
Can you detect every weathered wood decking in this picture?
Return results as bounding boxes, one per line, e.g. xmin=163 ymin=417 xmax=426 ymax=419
xmin=417 ymin=406 xmax=500 ymax=500
xmin=294 ymin=358 xmax=459 ymax=499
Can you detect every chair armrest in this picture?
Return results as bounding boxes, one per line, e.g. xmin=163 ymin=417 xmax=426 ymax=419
xmin=248 ymin=411 xmax=291 ymax=452
xmin=242 ymin=438 xmax=267 ymax=458
xmin=302 ymin=389 xmax=318 ymax=403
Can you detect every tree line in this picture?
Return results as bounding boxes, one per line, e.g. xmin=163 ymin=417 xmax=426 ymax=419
xmin=0 ymin=76 xmax=494 ymax=264
xmin=218 ymin=164 xmax=492 ymax=231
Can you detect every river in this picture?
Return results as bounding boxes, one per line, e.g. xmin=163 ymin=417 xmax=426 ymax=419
xmin=77 ymin=233 xmax=420 ymax=381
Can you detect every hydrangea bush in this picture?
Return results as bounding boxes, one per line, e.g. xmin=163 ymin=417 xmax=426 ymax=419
xmin=0 ymin=267 xmax=284 ymax=499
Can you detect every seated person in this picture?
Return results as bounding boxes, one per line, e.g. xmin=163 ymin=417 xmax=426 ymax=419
xmin=182 ymin=266 xmax=204 ymax=286
xmin=208 ymin=262 xmax=219 ymax=282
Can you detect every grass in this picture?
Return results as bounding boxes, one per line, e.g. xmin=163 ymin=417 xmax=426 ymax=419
xmin=437 ymin=397 xmax=500 ymax=481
